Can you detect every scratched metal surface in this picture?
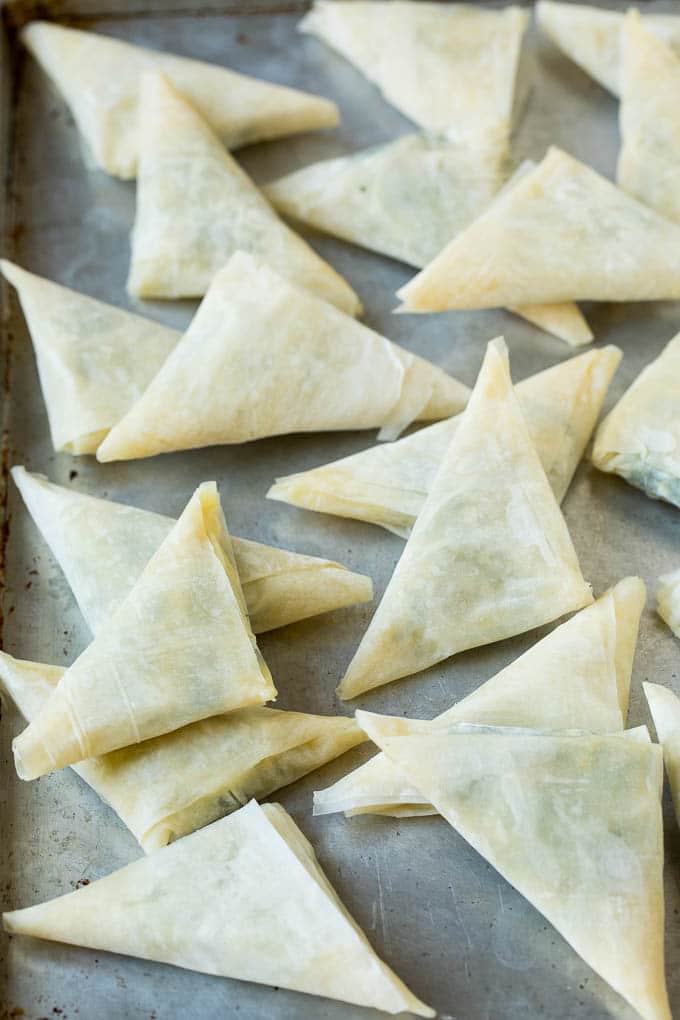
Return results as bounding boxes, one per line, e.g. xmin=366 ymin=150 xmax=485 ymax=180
xmin=0 ymin=1 xmax=679 ymax=1018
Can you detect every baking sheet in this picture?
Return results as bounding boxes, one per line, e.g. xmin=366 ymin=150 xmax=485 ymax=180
xmin=0 ymin=1 xmax=679 ymax=1017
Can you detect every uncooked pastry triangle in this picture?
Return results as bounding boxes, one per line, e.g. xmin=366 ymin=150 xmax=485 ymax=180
xmin=99 ymin=251 xmax=470 ymax=462
xmin=12 ymin=483 xmax=276 ymax=780
xmin=0 ymin=650 xmax=365 ymax=853
xmin=3 ymin=800 xmax=434 ymax=1016
xmin=1 ymin=260 xmax=179 ymax=454
xmin=315 ymin=577 xmax=645 ymax=817
xmin=644 ymin=681 xmax=680 ymax=827
xmin=268 ymin=345 xmax=621 ymax=537
xmin=536 ymin=1 xmax=680 ymax=96
xmin=592 ymin=333 xmax=680 ymax=508
xmin=372 ymin=724 xmax=670 ymax=1020
xmin=398 ymin=147 xmax=680 ymax=312
xmin=265 ymin=138 xmax=592 ymax=346
xmin=22 ymin=20 xmax=339 ymax=178
xmin=338 ymin=338 xmax=593 ymax=699
xmin=618 ymin=10 xmax=680 ymax=225
xmin=127 ymin=72 xmax=359 ymax=313
xmin=11 ymin=466 xmax=373 ymax=635
xmin=300 ymin=1 xmax=528 ymax=152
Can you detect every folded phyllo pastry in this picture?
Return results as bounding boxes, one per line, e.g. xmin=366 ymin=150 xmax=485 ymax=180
xmin=21 ymin=21 xmax=338 ymax=179
xmin=338 ymin=338 xmax=592 ymax=699
xmin=300 ymin=1 xmax=527 ymax=154
xmin=12 ymin=483 xmax=276 ymax=780
xmin=266 ymin=142 xmax=592 ymax=346
xmin=364 ymin=721 xmax=670 ymax=1020
xmin=1 ymin=260 xmax=179 ymax=454
xmin=398 ymin=147 xmax=680 ymax=312
xmin=98 ymin=252 xmax=469 ymax=462
xmin=657 ymin=568 xmax=680 ymax=638
xmin=618 ymin=11 xmax=680 ymax=226
xmin=3 ymin=800 xmax=434 ymax=1016
xmin=0 ymin=650 xmax=365 ymax=852
xmin=591 ymin=333 xmax=680 ymax=508
xmin=127 ymin=72 xmax=358 ymax=313
xmin=644 ymin=682 xmax=680 ymax=827
xmin=536 ymin=1 xmax=680 ymax=96
xmin=268 ymin=345 xmax=621 ymax=536
xmin=12 ymin=467 xmax=372 ymax=635
xmin=315 ymin=577 xmax=644 ymax=817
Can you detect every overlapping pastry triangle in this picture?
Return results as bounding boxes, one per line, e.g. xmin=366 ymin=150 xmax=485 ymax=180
xmin=361 ymin=723 xmax=670 ymax=1020
xmin=12 ymin=483 xmax=276 ymax=780
xmin=618 ymin=10 xmax=680 ymax=224
xmin=657 ymin=569 xmax=680 ymax=638
xmin=22 ymin=21 xmax=338 ymax=178
xmin=592 ymin=333 xmax=680 ymax=508
xmin=268 ymin=345 xmax=621 ymax=536
xmin=0 ymin=650 xmax=365 ymax=853
xmin=99 ymin=252 xmax=470 ymax=462
xmin=1 ymin=260 xmax=179 ymax=454
xmin=127 ymin=72 xmax=359 ymax=312
xmin=3 ymin=800 xmax=434 ymax=1016
xmin=266 ymin=139 xmax=592 ymax=346
xmin=398 ymin=147 xmax=680 ymax=312
xmin=315 ymin=577 xmax=645 ymax=817
xmin=12 ymin=467 xmax=373 ymax=635
xmin=536 ymin=1 xmax=680 ymax=96
xmin=644 ymin=682 xmax=680 ymax=827
xmin=338 ymin=338 xmax=593 ymax=699
xmin=300 ymin=1 xmax=528 ymax=152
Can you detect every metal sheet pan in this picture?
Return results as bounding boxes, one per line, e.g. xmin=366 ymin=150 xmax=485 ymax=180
xmin=0 ymin=2 xmax=678 ymax=1017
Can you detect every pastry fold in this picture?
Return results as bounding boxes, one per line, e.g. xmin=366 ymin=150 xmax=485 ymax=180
xmin=300 ymin=1 xmax=528 ymax=153
xmin=338 ymin=338 xmax=592 ymax=699
xmin=618 ymin=10 xmax=680 ymax=225
xmin=398 ymin=147 xmax=680 ymax=312
xmin=1 ymin=260 xmax=179 ymax=454
xmin=0 ymin=650 xmax=365 ymax=853
xmin=268 ymin=345 xmax=621 ymax=536
xmin=644 ymin=682 xmax=680 ymax=827
xmin=266 ymin=139 xmax=591 ymax=346
xmin=12 ymin=467 xmax=373 ymax=635
xmin=315 ymin=577 xmax=645 ymax=817
xmin=536 ymin=1 xmax=680 ymax=97
xmin=127 ymin=72 xmax=358 ymax=312
xmin=21 ymin=21 xmax=338 ymax=178
xmin=12 ymin=483 xmax=275 ymax=780
xmin=3 ymin=801 xmax=434 ymax=1016
xmin=98 ymin=251 xmax=469 ymax=462
xmin=591 ymin=333 xmax=680 ymax=508
xmin=367 ymin=723 xmax=670 ymax=1020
